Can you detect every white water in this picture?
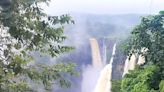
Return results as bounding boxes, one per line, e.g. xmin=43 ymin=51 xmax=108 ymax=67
xmin=94 ymin=43 xmax=116 ymax=92
xmin=90 ymin=38 xmax=103 ymax=68
xmin=81 ymin=65 xmax=102 ymax=92
xmin=122 ymin=47 xmax=149 ymax=77
xmin=122 ymin=54 xmax=137 ymax=77
xmin=122 ymin=56 xmax=130 ymax=77
xmin=137 ymin=47 xmax=148 ymax=65
xmin=82 ymin=38 xmax=103 ymax=92
xmin=128 ymin=54 xmax=137 ymax=70
xmin=137 ymin=55 xmax=145 ymax=65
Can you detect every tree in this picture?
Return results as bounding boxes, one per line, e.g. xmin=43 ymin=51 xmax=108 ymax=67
xmin=159 ymin=80 xmax=164 ymax=92
xmin=111 ymin=80 xmax=121 ymax=92
xmin=0 ymin=0 xmax=77 ymax=92
xmin=121 ymin=65 xmax=159 ymax=92
xmin=121 ymin=12 xmax=164 ymax=92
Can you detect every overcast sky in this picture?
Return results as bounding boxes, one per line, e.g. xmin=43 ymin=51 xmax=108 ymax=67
xmin=43 ymin=0 xmax=164 ymax=15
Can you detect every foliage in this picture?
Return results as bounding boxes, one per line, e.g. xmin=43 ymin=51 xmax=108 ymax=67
xmin=159 ymin=80 xmax=164 ymax=92
xmin=124 ymin=13 xmax=164 ymax=66
xmin=0 ymin=0 xmax=76 ymax=91
xmin=121 ymin=65 xmax=159 ymax=92
xmin=121 ymin=12 xmax=164 ymax=92
xmin=111 ymin=80 xmax=121 ymax=92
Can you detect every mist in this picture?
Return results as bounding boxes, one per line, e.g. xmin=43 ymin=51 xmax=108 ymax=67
xmin=50 ymin=13 xmax=143 ymax=92
xmin=0 ymin=0 xmax=163 ymax=92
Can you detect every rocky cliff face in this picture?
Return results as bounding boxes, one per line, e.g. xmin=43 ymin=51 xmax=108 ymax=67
xmin=112 ymin=44 xmax=126 ymax=80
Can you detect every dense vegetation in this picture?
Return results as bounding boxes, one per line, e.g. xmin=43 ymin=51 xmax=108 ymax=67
xmin=0 ymin=0 xmax=77 ymax=92
xmin=112 ymin=12 xmax=164 ymax=92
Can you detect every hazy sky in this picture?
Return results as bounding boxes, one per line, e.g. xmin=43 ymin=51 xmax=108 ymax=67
xmin=44 ymin=0 xmax=164 ymax=15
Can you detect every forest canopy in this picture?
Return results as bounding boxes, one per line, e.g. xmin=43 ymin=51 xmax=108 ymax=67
xmin=117 ymin=12 xmax=164 ymax=92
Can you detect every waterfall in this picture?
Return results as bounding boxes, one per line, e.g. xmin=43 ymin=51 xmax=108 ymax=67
xmin=123 ymin=47 xmax=149 ymax=77
xmin=110 ymin=43 xmax=116 ymax=64
xmin=94 ymin=43 xmax=117 ymax=92
xmin=90 ymin=38 xmax=103 ymax=68
xmin=137 ymin=55 xmax=145 ymax=65
xmin=81 ymin=38 xmax=103 ymax=92
xmin=122 ymin=57 xmax=129 ymax=77
xmin=137 ymin=47 xmax=148 ymax=65
xmin=128 ymin=54 xmax=137 ymax=70
xmin=122 ymin=54 xmax=137 ymax=77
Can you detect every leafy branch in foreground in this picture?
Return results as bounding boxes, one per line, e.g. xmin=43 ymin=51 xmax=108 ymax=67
xmin=0 ymin=0 xmax=76 ymax=91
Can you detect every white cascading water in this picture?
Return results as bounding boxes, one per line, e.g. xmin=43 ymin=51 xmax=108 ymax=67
xmin=94 ymin=43 xmax=117 ymax=92
xmin=137 ymin=55 xmax=145 ymax=65
xmin=128 ymin=54 xmax=137 ymax=70
xmin=122 ymin=54 xmax=137 ymax=77
xmin=137 ymin=47 xmax=148 ymax=65
xmin=122 ymin=56 xmax=130 ymax=77
xmin=122 ymin=47 xmax=149 ymax=77
xmin=81 ymin=38 xmax=103 ymax=92
xmin=90 ymin=38 xmax=103 ymax=68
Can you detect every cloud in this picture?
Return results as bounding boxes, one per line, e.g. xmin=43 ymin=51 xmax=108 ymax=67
xmin=43 ymin=0 xmax=164 ymax=15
